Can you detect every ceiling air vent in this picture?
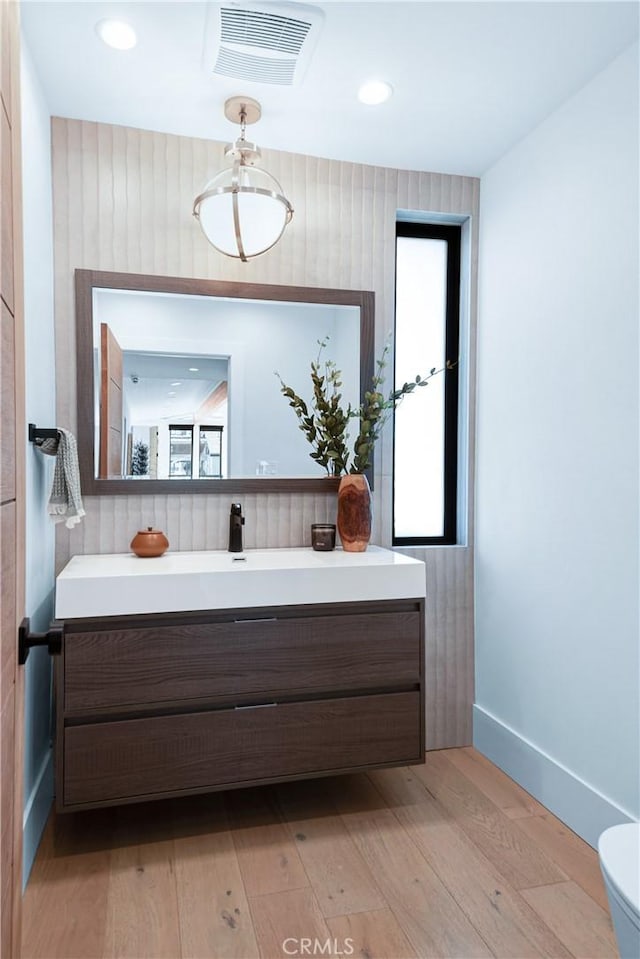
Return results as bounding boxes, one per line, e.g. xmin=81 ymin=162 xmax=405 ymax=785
xmin=205 ymin=2 xmax=324 ymax=86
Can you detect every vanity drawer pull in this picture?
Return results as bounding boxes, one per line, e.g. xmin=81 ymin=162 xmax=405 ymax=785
xmin=234 ymin=702 xmax=277 ymax=710
xmin=233 ymin=617 xmax=278 ymax=624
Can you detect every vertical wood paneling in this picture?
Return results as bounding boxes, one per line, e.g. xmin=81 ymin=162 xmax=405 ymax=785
xmin=396 ymin=545 xmax=474 ymax=747
xmin=0 ymin=0 xmax=11 ymax=128
xmin=0 ymin=299 xmax=15 ymax=499
xmin=1 ymin=1 xmax=25 ymax=950
xmin=0 ymin=501 xmax=15 ymax=727
xmin=0 ymin=684 xmax=15 ymax=958
xmin=51 ymin=118 xmax=479 ymax=748
xmin=1 ymin=102 xmax=14 ymax=311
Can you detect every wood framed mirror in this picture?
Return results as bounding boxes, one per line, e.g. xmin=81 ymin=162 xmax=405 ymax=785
xmin=75 ymin=270 xmax=375 ymax=495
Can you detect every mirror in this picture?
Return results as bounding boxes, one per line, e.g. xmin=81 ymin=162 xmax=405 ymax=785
xmin=76 ymin=270 xmax=374 ymax=495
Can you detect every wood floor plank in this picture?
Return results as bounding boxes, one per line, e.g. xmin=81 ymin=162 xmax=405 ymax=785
xmin=171 ymin=793 xmax=259 ymax=959
xmin=22 ymin=814 xmax=113 ymax=959
xmin=225 ymin=786 xmax=309 ymax=898
xmin=447 ymin=748 xmax=547 ymax=819
xmin=104 ymin=840 xmax=180 ymax=959
xmin=103 ymin=804 xmax=181 ymax=959
xmin=337 ymin=805 xmax=493 ymax=958
xmin=274 ymin=776 xmax=343 ymax=821
xmin=521 ymin=880 xmax=618 ymax=958
xmin=327 ymin=908 xmax=418 ymax=959
xmin=174 ymin=829 xmax=259 ymax=958
xmin=384 ymin=789 xmax=573 ymax=958
xmin=284 ymin=812 xmax=386 ymax=918
xmin=367 ymin=766 xmax=434 ymax=808
xmin=515 ymin=811 xmax=609 ymax=910
xmin=22 ymin=752 xmax=618 ymax=959
xmin=322 ymin=772 xmax=391 ymax=815
xmin=249 ymin=887 xmax=331 ymax=959
xmin=275 ymin=777 xmax=386 ymax=918
xmin=414 ymin=752 xmax=567 ymax=890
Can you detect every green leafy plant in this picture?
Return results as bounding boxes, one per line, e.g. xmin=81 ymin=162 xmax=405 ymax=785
xmin=276 ymin=337 xmax=453 ymax=476
xmin=130 ymin=440 xmax=149 ymax=476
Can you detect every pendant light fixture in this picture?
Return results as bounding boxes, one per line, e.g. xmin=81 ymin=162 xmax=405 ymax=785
xmin=193 ymin=96 xmax=293 ymax=262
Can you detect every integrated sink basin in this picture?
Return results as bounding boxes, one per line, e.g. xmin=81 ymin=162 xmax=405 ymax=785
xmin=55 ymin=545 xmax=426 ymax=619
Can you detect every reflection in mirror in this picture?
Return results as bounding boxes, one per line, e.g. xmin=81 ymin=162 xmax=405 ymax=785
xmin=76 ymin=271 xmax=375 ymax=495
xmin=93 ymin=288 xmax=360 ymax=481
xmin=122 ymin=353 xmax=229 ymax=479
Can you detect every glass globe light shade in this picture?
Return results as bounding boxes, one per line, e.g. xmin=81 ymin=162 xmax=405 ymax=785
xmin=194 ymin=162 xmax=293 ymax=262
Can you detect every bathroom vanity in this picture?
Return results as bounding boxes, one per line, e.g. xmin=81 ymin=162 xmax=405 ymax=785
xmin=54 ymin=546 xmax=426 ymax=811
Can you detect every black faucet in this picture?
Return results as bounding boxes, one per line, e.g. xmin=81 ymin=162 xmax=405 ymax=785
xmin=228 ymin=503 xmax=245 ymax=552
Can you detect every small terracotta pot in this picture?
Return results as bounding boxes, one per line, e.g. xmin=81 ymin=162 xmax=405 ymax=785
xmin=130 ymin=527 xmax=169 ymax=558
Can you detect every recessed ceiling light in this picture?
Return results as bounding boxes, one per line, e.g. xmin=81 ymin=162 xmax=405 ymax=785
xmin=357 ymin=80 xmax=393 ymax=106
xmin=168 ymin=391 xmax=177 ymax=397
xmin=170 ymin=381 xmax=182 ymax=387
xmin=188 ymin=367 xmax=199 ymax=372
xmin=96 ymin=19 xmax=137 ymax=51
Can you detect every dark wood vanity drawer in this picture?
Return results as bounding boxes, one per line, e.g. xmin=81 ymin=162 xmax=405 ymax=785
xmin=63 ymin=691 xmax=422 ymax=807
xmin=64 ymin=610 xmax=421 ymax=713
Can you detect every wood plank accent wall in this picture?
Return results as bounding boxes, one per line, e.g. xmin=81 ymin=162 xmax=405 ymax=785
xmin=51 ymin=117 xmax=479 ymax=749
xmin=0 ymin=0 xmax=25 ymax=953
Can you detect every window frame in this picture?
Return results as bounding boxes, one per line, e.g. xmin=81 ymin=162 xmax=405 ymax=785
xmin=199 ymin=425 xmax=224 ymax=479
xmin=392 ymin=221 xmax=461 ymax=547
xmin=168 ymin=424 xmax=194 ymax=479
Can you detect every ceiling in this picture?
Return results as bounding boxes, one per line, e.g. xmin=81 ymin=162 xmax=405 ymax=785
xmin=21 ymin=1 xmax=638 ymax=176
xmin=122 ymin=352 xmax=227 ymax=422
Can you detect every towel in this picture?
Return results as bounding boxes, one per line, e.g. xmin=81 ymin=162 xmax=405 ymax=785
xmin=38 ymin=429 xmax=85 ymax=529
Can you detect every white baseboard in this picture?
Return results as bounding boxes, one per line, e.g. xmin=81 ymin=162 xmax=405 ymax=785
xmin=473 ymin=705 xmax=635 ymax=848
xmin=22 ymin=748 xmax=53 ymax=889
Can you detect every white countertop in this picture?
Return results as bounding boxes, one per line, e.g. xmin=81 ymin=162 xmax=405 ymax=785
xmin=55 ymin=545 xmax=426 ymax=619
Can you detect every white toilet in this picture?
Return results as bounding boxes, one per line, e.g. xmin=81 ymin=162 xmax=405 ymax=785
xmin=598 ymin=823 xmax=640 ymax=959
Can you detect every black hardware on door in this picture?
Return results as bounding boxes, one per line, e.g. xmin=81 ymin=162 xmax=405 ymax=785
xmin=18 ymin=618 xmax=63 ymax=665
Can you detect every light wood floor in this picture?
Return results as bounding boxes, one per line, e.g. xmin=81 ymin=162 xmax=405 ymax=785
xmin=21 ymin=748 xmax=616 ymax=959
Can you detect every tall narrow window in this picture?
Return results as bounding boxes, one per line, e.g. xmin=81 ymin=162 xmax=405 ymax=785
xmin=393 ymin=222 xmax=460 ymax=545
xmin=199 ymin=426 xmax=223 ymax=478
xmin=169 ymin=425 xmax=194 ymax=478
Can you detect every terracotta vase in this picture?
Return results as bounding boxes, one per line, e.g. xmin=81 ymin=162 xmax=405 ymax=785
xmin=130 ymin=527 xmax=169 ymax=558
xmin=337 ymin=473 xmax=372 ymax=552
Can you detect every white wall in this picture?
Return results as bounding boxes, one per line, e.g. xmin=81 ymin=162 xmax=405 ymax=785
xmin=20 ymin=39 xmax=56 ymax=881
xmin=475 ymin=44 xmax=639 ymax=843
